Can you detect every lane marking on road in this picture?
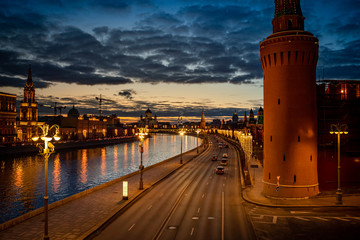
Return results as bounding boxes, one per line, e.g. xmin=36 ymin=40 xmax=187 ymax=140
xmin=253 ymin=221 xmax=274 ymax=224
xmin=148 ymin=205 xmax=152 ymax=210
xmin=222 ymin=191 xmax=225 ymax=240
xmin=202 ymin=193 xmax=205 ymax=199
xmin=198 ymin=208 xmax=201 ymax=213
xmin=252 ymin=215 xmax=264 ymax=220
xmin=332 ymin=217 xmax=350 ymax=222
xmin=223 ymin=183 xmax=225 ymax=187
xmin=225 ymin=177 xmax=227 ymax=180
xmin=313 ymin=217 xmax=329 ymax=221
xmin=208 ymin=217 xmax=215 ymax=220
xmin=190 ymin=227 xmax=195 ymax=236
xmin=128 ymin=224 xmax=135 ymax=231
xmin=295 ymin=217 xmax=310 ymax=221
xmin=206 ymin=182 xmax=209 ymax=185
xmin=290 ymin=211 xmax=311 ymax=214
xmin=272 ymin=216 xmax=277 ymax=224
xmin=192 ymin=216 xmax=199 ymax=220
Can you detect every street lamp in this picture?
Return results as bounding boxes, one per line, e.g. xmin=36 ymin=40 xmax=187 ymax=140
xmin=136 ymin=128 xmax=147 ymax=190
xmin=196 ymin=129 xmax=201 ymax=153
xmin=32 ymin=124 xmax=61 ymax=240
xmin=330 ymin=123 xmax=348 ymax=205
xmin=179 ymin=129 xmax=186 ymax=164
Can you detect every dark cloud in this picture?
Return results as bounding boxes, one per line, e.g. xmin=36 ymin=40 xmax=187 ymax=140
xmin=118 ymin=89 xmax=137 ymax=100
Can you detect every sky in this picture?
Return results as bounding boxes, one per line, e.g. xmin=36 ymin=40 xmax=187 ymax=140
xmin=1 ymin=0 xmax=359 ymax=123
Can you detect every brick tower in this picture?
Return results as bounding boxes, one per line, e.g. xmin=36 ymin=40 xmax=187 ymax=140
xmin=260 ymin=0 xmax=319 ymax=198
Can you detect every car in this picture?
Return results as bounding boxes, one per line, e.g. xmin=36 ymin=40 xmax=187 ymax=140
xmin=216 ymin=166 xmax=224 ymax=175
xmin=222 ymin=153 xmax=228 ymax=158
xmin=211 ymin=155 xmax=218 ymax=161
xmin=220 ymin=158 xmax=228 ymax=166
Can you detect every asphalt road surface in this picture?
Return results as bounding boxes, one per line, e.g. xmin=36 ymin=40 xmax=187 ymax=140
xmin=90 ymin=135 xmax=256 ymax=240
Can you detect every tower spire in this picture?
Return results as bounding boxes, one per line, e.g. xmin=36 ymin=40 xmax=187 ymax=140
xmin=25 ymin=64 xmax=34 ymax=87
xmin=272 ymin=0 xmax=304 ymax=33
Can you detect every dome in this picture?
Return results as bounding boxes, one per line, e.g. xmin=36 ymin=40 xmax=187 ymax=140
xmin=145 ymin=108 xmax=152 ymax=114
xmin=68 ymin=105 xmax=80 ymax=119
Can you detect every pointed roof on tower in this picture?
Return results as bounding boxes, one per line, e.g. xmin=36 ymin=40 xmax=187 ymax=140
xmin=25 ymin=65 xmax=34 ymax=88
xmin=272 ymin=0 xmax=305 ymax=33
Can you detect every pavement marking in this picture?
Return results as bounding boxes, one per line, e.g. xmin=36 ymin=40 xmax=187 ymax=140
xmin=295 ymin=217 xmax=310 ymax=221
xmin=198 ymin=208 xmax=201 ymax=213
xmin=190 ymin=227 xmax=195 ymax=236
xmin=272 ymin=216 xmax=277 ymax=224
xmin=202 ymin=193 xmax=205 ymax=199
xmin=148 ymin=205 xmax=152 ymax=210
xmin=222 ymin=191 xmax=225 ymax=240
xmin=206 ymin=182 xmax=209 ymax=185
xmin=332 ymin=217 xmax=350 ymax=222
xmin=252 ymin=215 xmax=264 ymax=220
xmin=253 ymin=221 xmax=274 ymax=224
xmin=313 ymin=217 xmax=329 ymax=221
xmin=290 ymin=211 xmax=311 ymax=214
xmin=223 ymin=183 xmax=225 ymax=187
xmin=128 ymin=224 xmax=135 ymax=231
xmin=256 ymin=228 xmax=269 ymax=234
xmin=208 ymin=217 xmax=215 ymax=220
xmin=192 ymin=217 xmax=199 ymax=220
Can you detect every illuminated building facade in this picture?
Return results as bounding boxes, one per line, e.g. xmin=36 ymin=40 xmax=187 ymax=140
xmin=260 ymin=0 xmax=319 ymax=197
xmin=317 ymin=80 xmax=360 ymax=190
xmin=139 ymin=108 xmax=158 ymax=128
xmin=0 ymin=92 xmax=17 ymax=143
xmin=200 ymin=109 xmax=206 ymax=129
xmin=17 ymin=66 xmax=43 ymax=142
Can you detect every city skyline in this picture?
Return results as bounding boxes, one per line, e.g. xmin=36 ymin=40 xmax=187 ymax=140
xmin=1 ymin=0 xmax=359 ymax=122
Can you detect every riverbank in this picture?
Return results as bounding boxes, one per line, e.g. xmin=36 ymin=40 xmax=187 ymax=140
xmin=0 ymin=136 xmax=137 ymax=157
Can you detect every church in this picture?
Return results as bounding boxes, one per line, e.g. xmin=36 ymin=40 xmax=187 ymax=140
xmin=138 ymin=108 xmax=158 ymax=129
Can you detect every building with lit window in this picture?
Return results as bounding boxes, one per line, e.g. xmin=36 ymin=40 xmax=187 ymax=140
xmin=0 ymin=92 xmax=17 ymax=144
xmin=317 ymin=80 xmax=360 ymax=190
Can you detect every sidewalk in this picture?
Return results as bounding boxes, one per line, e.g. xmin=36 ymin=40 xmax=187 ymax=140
xmin=0 ymin=146 xmax=207 ymax=240
xmin=242 ymin=156 xmax=360 ymax=208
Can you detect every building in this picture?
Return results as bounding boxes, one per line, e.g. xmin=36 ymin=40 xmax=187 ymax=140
xmin=17 ymin=66 xmax=43 ymax=142
xmin=59 ymin=106 xmax=108 ymax=140
xmin=317 ymin=80 xmax=360 ymax=190
xmin=0 ymin=92 xmax=17 ymax=144
xmin=260 ymin=0 xmax=319 ymax=198
xmin=138 ymin=108 xmax=158 ymax=128
xmin=200 ymin=109 xmax=206 ymax=129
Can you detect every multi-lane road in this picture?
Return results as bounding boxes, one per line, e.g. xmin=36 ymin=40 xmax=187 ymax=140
xmin=89 ymin=135 xmax=256 ymax=240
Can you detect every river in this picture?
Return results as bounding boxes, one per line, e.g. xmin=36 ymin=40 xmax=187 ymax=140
xmin=0 ymin=133 xmax=199 ymax=224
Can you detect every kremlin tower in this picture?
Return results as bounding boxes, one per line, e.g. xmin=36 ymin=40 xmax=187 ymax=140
xmin=260 ymin=0 xmax=319 ymax=198
xmin=20 ymin=65 xmax=38 ymax=122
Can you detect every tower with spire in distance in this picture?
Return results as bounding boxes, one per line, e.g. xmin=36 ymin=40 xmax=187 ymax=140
xmin=260 ymin=0 xmax=319 ymax=198
xmin=200 ymin=109 xmax=206 ymax=129
xmin=20 ymin=65 xmax=38 ymax=122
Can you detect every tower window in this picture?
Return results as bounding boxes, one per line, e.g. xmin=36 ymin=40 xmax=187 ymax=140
xmin=269 ymin=172 xmax=271 ymax=180
xmin=288 ymin=20 xmax=293 ymax=29
xmin=295 ymin=51 xmax=298 ymax=63
xmin=288 ymin=51 xmax=291 ymax=64
xmin=268 ymin=54 xmax=271 ymax=66
xmin=283 ymin=155 xmax=286 ymax=161
xmin=280 ymin=52 xmax=283 ymax=65
xmin=294 ymin=174 xmax=296 ymax=183
xmin=278 ymin=98 xmax=280 ymax=105
xmin=308 ymin=52 xmax=311 ymax=64
xmin=270 ymin=136 xmax=272 ymax=142
xmin=263 ymin=56 xmax=267 ymax=67
xmin=302 ymin=51 xmax=305 ymax=64
xmin=274 ymin=53 xmax=277 ymax=65
xmin=310 ymin=155 xmax=312 ymax=162
xmin=298 ymin=136 xmax=300 ymax=142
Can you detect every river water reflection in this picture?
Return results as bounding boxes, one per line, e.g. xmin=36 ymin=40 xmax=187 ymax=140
xmin=0 ymin=134 xmax=198 ymax=224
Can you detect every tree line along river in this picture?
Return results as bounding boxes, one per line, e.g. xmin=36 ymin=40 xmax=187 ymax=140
xmin=0 ymin=133 xmax=199 ymax=224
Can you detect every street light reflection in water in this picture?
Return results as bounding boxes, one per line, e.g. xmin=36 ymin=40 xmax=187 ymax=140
xmin=0 ymin=133 xmax=198 ymax=224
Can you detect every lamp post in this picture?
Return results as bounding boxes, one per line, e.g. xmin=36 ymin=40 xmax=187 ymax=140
xmin=136 ymin=128 xmax=147 ymax=190
xmin=330 ymin=123 xmax=348 ymax=205
xmin=32 ymin=124 xmax=61 ymax=240
xmin=196 ymin=129 xmax=201 ymax=153
xmin=179 ymin=129 xmax=185 ymax=164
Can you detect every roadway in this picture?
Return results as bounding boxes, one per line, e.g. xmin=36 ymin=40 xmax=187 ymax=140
xmin=90 ymin=135 xmax=256 ymax=240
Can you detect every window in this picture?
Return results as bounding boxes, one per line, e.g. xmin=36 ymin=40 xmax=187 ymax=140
xmin=294 ymin=175 xmax=297 ymax=183
xmin=278 ymin=98 xmax=280 ymax=105
xmin=310 ymin=155 xmax=312 ymax=162
xmin=269 ymin=172 xmax=271 ymax=179
xmin=270 ymin=136 xmax=272 ymax=142
xmin=298 ymin=136 xmax=300 ymax=142
xmin=283 ymin=155 xmax=286 ymax=161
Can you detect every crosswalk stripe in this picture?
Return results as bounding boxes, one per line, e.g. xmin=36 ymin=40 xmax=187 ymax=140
xmin=295 ymin=217 xmax=310 ymax=221
xmin=313 ymin=217 xmax=329 ymax=221
xmin=332 ymin=217 xmax=350 ymax=222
